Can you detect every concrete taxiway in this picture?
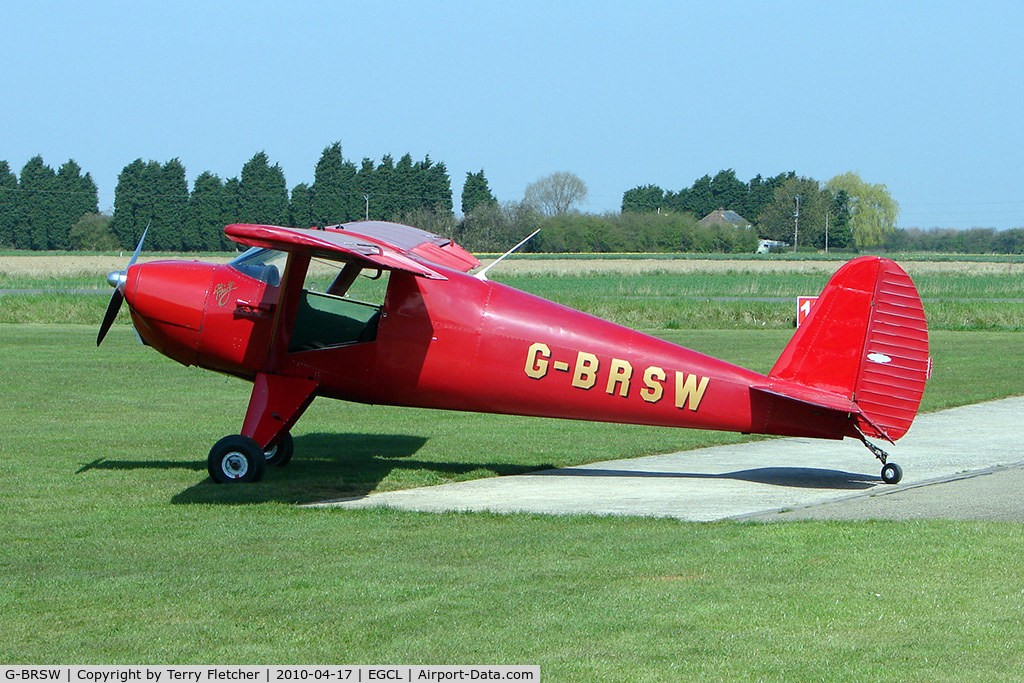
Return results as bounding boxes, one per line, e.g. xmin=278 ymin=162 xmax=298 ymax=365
xmin=316 ymin=396 xmax=1024 ymax=522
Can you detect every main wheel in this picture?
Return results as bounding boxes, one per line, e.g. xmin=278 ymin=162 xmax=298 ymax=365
xmin=881 ymin=462 xmax=903 ymax=485
xmin=208 ymin=435 xmax=266 ymax=484
xmin=264 ymin=432 xmax=294 ymax=468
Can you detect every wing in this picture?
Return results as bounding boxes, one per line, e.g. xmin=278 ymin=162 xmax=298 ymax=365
xmin=225 ymin=222 xmax=479 ymax=279
xmin=338 ymin=221 xmax=480 ymax=273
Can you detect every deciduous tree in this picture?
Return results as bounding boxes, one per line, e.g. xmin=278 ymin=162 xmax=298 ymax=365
xmin=69 ymin=213 xmax=119 ymax=251
xmin=455 ymin=200 xmax=540 ymax=252
xmin=826 ymin=172 xmax=900 ymax=248
xmin=757 ymin=176 xmax=831 ymax=248
xmin=524 ymin=171 xmax=588 ymax=216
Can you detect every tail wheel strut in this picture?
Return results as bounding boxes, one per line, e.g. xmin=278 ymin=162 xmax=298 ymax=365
xmin=854 ymin=424 xmax=903 ymax=485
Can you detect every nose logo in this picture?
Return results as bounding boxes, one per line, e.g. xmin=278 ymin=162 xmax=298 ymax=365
xmin=213 ymin=281 xmax=237 ymax=307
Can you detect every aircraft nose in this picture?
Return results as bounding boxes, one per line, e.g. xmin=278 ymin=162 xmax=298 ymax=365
xmin=125 ymin=260 xmax=218 ymax=366
xmin=107 ymin=270 xmax=127 ymax=291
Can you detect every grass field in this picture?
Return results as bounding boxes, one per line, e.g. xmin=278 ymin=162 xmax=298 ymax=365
xmin=2 ymin=255 xmax=1024 ymax=678
xmin=2 ymin=324 xmax=1024 ymax=677
xmin=4 ymin=253 xmax=1024 ymax=330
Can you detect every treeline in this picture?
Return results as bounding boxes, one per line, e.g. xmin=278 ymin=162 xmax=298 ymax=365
xmin=109 ymin=143 xmax=454 ymax=251
xmin=884 ymin=227 xmax=1024 ymax=254
xmin=0 ymin=157 xmax=99 ymax=250
xmin=532 ymin=212 xmax=757 ymax=253
xmin=4 ymin=150 xmax=1024 ymax=255
xmin=451 ymin=200 xmax=756 ymax=254
xmin=622 ymin=169 xmax=794 ymax=222
xmin=623 ymin=169 xmax=856 ymax=250
xmin=0 ymin=143 xmax=454 ymax=251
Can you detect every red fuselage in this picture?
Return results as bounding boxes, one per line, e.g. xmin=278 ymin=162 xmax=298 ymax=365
xmin=124 ymin=257 xmax=850 ymax=442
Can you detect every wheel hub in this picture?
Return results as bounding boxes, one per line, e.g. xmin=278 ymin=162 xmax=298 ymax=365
xmin=222 ymin=451 xmax=249 ymax=479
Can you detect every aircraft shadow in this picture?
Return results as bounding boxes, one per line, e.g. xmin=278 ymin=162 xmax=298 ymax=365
xmin=77 ymin=459 xmax=207 ymax=473
xmin=536 ymin=466 xmax=879 ymax=490
xmin=159 ymin=432 xmax=552 ymax=506
xmin=77 ymin=436 xmax=872 ymax=506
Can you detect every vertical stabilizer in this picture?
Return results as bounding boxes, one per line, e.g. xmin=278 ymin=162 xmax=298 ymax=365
xmin=769 ymin=257 xmax=929 ymax=441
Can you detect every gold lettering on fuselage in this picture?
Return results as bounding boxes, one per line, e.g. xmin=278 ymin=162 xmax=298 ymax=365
xmin=571 ymin=351 xmax=599 ymax=389
xmin=606 ymin=358 xmax=632 ymax=397
xmin=640 ymin=366 xmax=666 ymax=403
xmin=523 ymin=343 xmax=710 ymax=411
xmin=213 ymin=281 xmax=237 ymax=307
xmin=525 ymin=342 xmax=550 ymax=379
xmin=675 ymin=372 xmax=710 ymax=411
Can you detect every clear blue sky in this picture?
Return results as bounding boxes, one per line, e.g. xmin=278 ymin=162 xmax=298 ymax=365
xmin=3 ymin=0 xmax=1022 ymax=229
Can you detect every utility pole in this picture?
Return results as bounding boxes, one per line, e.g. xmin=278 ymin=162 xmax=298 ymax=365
xmin=825 ymin=210 xmax=829 ymax=253
xmin=793 ymin=194 xmax=801 ymax=252
xmin=363 ymin=194 xmax=371 ymax=221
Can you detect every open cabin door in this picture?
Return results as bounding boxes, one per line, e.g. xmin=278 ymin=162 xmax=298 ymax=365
xmin=288 ymin=259 xmax=390 ymax=352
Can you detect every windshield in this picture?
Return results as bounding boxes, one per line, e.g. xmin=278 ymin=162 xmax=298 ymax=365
xmin=228 ymin=248 xmax=288 ymax=286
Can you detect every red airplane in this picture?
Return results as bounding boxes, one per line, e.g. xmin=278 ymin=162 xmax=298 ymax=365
xmin=97 ymin=221 xmax=930 ymax=486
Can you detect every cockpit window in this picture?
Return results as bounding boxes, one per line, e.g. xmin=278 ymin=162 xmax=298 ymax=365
xmin=228 ymin=248 xmax=288 ymax=287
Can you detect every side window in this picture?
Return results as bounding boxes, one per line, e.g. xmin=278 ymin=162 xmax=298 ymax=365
xmin=228 ymin=247 xmax=288 ymax=287
xmin=289 ymin=259 xmax=390 ymax=352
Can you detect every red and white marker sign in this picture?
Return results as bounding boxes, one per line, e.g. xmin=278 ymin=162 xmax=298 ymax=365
xmin=796 ymin=296 xmax=818 ymax=327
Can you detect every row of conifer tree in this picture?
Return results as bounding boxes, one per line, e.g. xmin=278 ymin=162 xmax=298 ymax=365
xmin=0 ymin=143 xmax=470 ymax=251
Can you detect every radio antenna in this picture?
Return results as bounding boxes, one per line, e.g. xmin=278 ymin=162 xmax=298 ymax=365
xmin=474 ymin=229 xmax=540 ymax=281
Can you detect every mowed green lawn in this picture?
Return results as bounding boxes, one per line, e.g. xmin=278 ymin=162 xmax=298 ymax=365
xmin=1 ymin=322 xmax=1024 ymax=678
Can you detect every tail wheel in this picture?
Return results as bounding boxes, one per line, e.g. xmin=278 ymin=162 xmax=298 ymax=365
xmin=881 ymin=462 xmax=903 ymax=485
xmin=208 ymin=435 xmax=266 ymax=484
xmin=264 ymin=432 xmax=294 ymax=467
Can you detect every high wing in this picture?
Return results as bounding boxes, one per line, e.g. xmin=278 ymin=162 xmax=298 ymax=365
xmin=225 ymin=221 xmax=480 ymax=278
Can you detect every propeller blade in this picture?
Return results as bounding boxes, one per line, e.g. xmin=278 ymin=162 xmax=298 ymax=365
xmin=128 ymin=224 xmax=149 ymax=268
xmin=97 ymin=289 xmax=124 ymax=346
xmin=96 ymin=224 xmax=149 ymax=347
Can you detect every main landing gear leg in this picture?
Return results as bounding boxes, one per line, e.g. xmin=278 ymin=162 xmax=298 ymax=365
xmin=854 ymin=426 xmax=903 ymax=485
xmin=208 ymin=373 xmax=318 ymax=485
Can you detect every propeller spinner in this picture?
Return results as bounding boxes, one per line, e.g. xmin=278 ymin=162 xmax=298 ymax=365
xmin=97 ymin=225 xmax=148 ymax=346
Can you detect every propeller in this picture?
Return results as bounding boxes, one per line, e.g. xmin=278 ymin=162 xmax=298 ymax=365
xmin=97 ymin=224 xmax=148 ymax=346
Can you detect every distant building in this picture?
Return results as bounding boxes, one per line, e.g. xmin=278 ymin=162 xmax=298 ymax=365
xmin=698 ymin=208 xmax=752 ymax=229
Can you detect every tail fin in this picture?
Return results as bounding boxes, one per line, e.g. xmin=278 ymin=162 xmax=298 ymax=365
xmin=768 ymin=256 xmax=930 ymax=441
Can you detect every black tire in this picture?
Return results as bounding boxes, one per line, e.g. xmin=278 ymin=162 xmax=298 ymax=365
xmin=264 ymin=432 xmax=294 ymax=468
xmin=208 ymin=435 xmax=266 ymax=484
xmin=881 ymin=462 xmax=903 ymax=485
